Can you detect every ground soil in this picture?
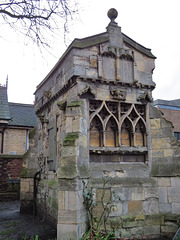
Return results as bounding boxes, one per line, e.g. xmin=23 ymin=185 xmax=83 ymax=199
xmin=0 ymin=200 xmax=56 ymax=240
xmin=0 ymin=201 xmax=175 ymax=240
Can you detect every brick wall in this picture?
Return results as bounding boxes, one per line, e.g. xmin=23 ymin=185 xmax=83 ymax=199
xmin=3 ymin=128 xmax=27 ymax=155
xmin=0 ymin=155 xmax=23 ymax=194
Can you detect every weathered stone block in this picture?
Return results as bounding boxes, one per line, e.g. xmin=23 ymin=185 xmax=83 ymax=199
xmin=144 ymin=225 xmax=160 ymax=235
xmin=145 ymin=187 xmax=158 ymax=199
xmin=128 ymin=201 xmax=143 ymax=215
xmin=158 ymin=187 xmax=167 ymax=203
xmin=132 ymin=187 xmax=145 ymax=201
xmin=112 ymin=187 xmax=132 ymax=201
xmin=68 ymin=191 xmax=77 ymax=210
xmin=168 ymin=195 xmax=180 ymax=203
xmin=151 ymin=119 xmax=161 ymax=129
xmin=171 ymin=177 xmax=180 ymax=187
xmin=161 ymin=225 xmax=178 ymax=233
xmin=145 ymin=214 xmax=164 ymax=226
xmin=25 ymin=192 xmax=33 ymax=200
xmin=110 ymin=202 xmax=122 ymax=217
xmin=152 ymin=138 xmax=171 ymax=149
xmin=168 ymin=187 xmax=180 ymax=196
xmin=61 ymin=146 xmax=77 ymax=157
xmin=21 ymin=181 xmax=30 ymax=192
xmin=164 ymin=149 xmax=174 ymax=158
xmin=158 ymin=177 xmax=171 ymax=187
xmin=96 ymin=188 xmax=111 ymax=202
xmin=57 ymin=223 xmax=81 ymax=240
xmin=65 ymin=117 xmax=73 ymax=132
xmin=152 ymin=149 xmax=164 ymax=158
xmin=121 ymin=226 xmax=143 ymax=238
xmin=58 ymin=190 xmax=64 ymax=210
xmin=159 ymin=203 xmax=172 ymax=213
xmin=143 ymin=199 xmax=158 ymax=214
xmin=172 ymin=203 xmax=180 ymax=214
xmin=122 ymin=219 xmax=145 ymax=228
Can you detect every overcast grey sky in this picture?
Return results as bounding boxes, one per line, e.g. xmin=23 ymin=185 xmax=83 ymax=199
xmin=0 ymin=0 xmax=180 ymax=104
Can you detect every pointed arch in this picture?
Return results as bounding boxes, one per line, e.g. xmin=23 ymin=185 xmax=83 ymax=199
xmin=90 ymin=115 xmax=103 ymax=147
xmin=121 ymin=118 xmax=133 ymax=146
xmin=135 ymin=119 xmax=146 ymax=146
xmin=105 ymin=117 xmax=118 ymax=147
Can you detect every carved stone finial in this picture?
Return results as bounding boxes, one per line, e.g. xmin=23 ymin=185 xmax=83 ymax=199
xmin=107 ymin=8 xmax=118 ymax=25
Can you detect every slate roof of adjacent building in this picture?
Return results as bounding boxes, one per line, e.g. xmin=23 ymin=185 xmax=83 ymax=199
xmin=8 ymin=102 xmax=36 ymax=127
xmin=0 ymin=86 xmax=11 ymax=121
xmin=154 ymin=99 xmax=180 ymax=108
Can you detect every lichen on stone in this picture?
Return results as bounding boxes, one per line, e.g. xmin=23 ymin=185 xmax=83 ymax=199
xmin=63 ymin=132 xmax=79 ymax=146
xmin=20 ymin=168 xmax=27 ymax=178
xmin=67 ymin=100 xmax=82 ymax=108
xmin=57 ymin=100 xmax=67 ymax=110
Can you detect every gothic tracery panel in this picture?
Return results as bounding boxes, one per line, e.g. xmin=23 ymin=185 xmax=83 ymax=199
xmin=89 ymin=100 xmax=147 ymax=162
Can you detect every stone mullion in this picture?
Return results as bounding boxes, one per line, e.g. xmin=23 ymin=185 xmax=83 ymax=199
xmin=102 ymin=130 xmax=106 ymax=147
xmin=118 ymin=102 xmax=121 ymax=146
xmin=132 ymin=123 xmax=136 ymax=147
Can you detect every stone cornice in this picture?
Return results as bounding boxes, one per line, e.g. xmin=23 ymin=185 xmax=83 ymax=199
xmin=77 ymin=76 xmax=155 ymax=90
xmin=35 ymin=77 xmax=77 ymax=115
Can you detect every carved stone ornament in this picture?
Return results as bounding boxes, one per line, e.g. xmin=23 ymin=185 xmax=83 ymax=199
xmin=119 ymin=48 xmax=134 ymax=61
xmin=57 ymin=100 xmax=67 ymax=110
xmin=137 ymin=92 xmax=153 ymax=103
xmin=110 ymin=89 xmax=126 ymax=100
xmin=78 ymin=85 xmax=96 ymax=98
xmin=38 ymin=114 xmax=49 ymax=124
xmin=43 ymin=90 xmax=52 ymax=99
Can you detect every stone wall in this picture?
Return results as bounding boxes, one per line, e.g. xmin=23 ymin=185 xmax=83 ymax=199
xmin=86 ymin=105 xmax=180 ymax=239
xmin=20 ymin=12 xmax=180 ymax=239
xmin=20 ymin=127 xmax=39 ymax=213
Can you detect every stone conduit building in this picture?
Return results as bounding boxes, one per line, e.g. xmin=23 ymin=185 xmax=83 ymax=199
xmin=20 ymin=9 xmax=180 ymax=239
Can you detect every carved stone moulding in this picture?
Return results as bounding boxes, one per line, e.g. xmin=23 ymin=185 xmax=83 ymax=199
xmin=78 ymin=85 xmax=96 ymax=98
xmin=37 ymin=113 xmax=49 ymax=124
xmin=137 ymin=91 xmax=153 ymax=103
xmin=110 ymin=89 xmax=126 ymax=100
xmin=35 ymin=77 xmax=77 ymax=115
xmin=101 ymin=47 xmax=134 ymax=61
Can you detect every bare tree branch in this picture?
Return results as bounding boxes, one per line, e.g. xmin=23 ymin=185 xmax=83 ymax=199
xmin=0 ymin=0 xmax=79 ymax=50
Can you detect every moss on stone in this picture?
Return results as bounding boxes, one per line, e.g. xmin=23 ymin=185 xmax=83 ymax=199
xmin=20 ymin=168 xmax=27 ymax=178
xmin=57 ymin=100 xmax=67 ymax=110
xmin=23 ymin=151 xmax=29 ymax=160
xmin=51 ymin=198 xmax=58 ymax=210
xmin=108 ymin=217 xmax=122 ymax=229
xmin=60 ymin=164 xmax=77 ymax=178
xmin=165 ymin=214 xmax=180 ymax=222
xmin=145 ymin=214 xmax=164 ymax=225
xmin=47 ymin=180 xmax=58 ymax=188
xmin=29 ymin=127 xmax=36 ymax=139
xmin=151 ymin=163 xmax=180 ymax=177
xmin=63 ymin=132 xmax=79 ymax=146
xmin=78 ymin=165 xmax=89 ymax=177
xmin=67 ymin=100 xmax=82 ymax=108
xmin=38 ymin=179 xmax=58 ymax=188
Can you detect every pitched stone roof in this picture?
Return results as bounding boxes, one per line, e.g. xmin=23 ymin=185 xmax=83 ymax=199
xmin=8 ymin=102 xmax=36 ymax=127
xmin=36 ymin=30 xmax=156 ymax=91
xmin=0 ymin=86 xmax=11 ymax=121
